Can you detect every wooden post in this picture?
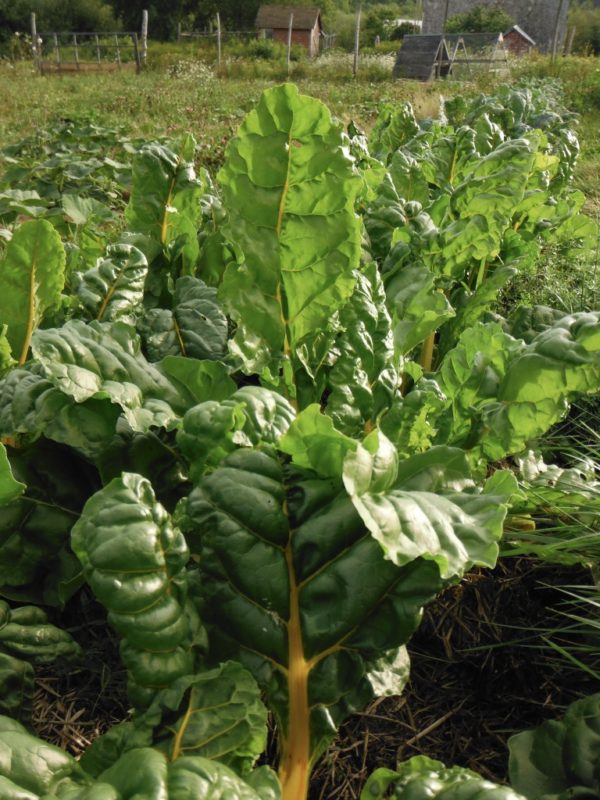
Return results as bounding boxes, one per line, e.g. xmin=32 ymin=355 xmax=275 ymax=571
xmin=353 ymin=4 xmax=361 ymax=78
xmin=114 ymin=33 xmax=121 ymax=69
xmin=73 ymin=33 xmax=80 ymax=71
xmin=132 ymin=32 xmax=141 ymax=73
xmin=177 ymin=22 xmax=181 ymax=41
xmin=141 ymin=8 xmax=148 ymax=66
xmin=53 ymin=32 xmax=61 ymax=70
xmin=30 ymin=12 xmax=40 ymax=74
xmin=551 ymin=0 xmax=566 ymax=63
xmin=287 ymin=12 xmax=294 ymax=74
xmin=216 ymin=12 xmax=222 ymax=66
xmin=442 ymin=0 xmax=451 ymax=32
xmin=565 ymin=26 xmax=576 ymax=56
xmin=95 ymin=33 xmax=101 ymax=64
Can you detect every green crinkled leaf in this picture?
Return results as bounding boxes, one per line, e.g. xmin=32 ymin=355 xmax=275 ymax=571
xmin=368 ymin=102 xmax=420 ymax=163
xmin=62 ymin=194 xmax=115 ymax=227
xmin=364 ymin=175 xmax=437 ymax=265
xmin=0 ymin=366 xmax=122 ymax=459
xmin=31 ymin=320 xmax=228 ymax=433
xmin=0 ymin=653 xmax=34 ymax=722
xmin=507 ymin=305 xmax=567 ymax=343
xmin=386 ymin=263 xmax=454 ymax=355
xmin=278 ymin=404 xmax=357 ymax=479
xmin=82 ymin=662 xmax=268 ymax=781
xmin=0 ymin=443 xmax=25 ymax=505
xmin=180 ymin=448 xmax=444 ymax=767
xmin=139 ymin=276 xmax=228 ymax=362
xmin=451 ymin=138 xmax=535 ymax=221
xmin=434 ymin=322 xmax=523 ymax=452
xmin=0 ymin=601 xmax=81 ymax=663
xmin=420 ymin=127 xmax=479 ymax=190
xmin=361 ymin=755 xmax=526 ymax=800
xmin=71 ymin=473 xmax=205 ymax=708
xmin=95 ymin=428 xmax=190 ymax=513
xmin=75 ymin=243 xmax=148 ymax=324
xmin=380 ymin=378 xmax=446 ymax=460
xmin=324 ymin=264 xmax=399 ymax=436
xmin=437 ymin=265 xmax=516 ymax=359
xmin=0 ymin=440 xmax=93 ymax=603
xmin=387 ymin=149 xmax=431 ymax=206
xmin=159 ymin=355 xmax=236 ymax=407
xmin=429 ymin=214 xmax=500 ymax=282
xmin=97 ymin=748 xmax=276 ymax=800
xmin=0 ymin=715 xmax=90 ymax=797
xmin=508 ymin=692 xmax=600 ymax=799
xmin=343 ymin=435 xmax=513 ymax=576
xmin=178 ymin=386 xmax=296 ymax=480
xmin=0 ymin=325 xmax=15 ymax=377
xmin=435 ymin=314 xmax=600 ymax=462
xmin=125 ymin=136 xmax=203 ymax=273
xmin=142 ymin=661 xmax=268 ymax=773
xmin=0 ymin=219 xmax=66 ymax=363
xmin=0 ymin=720 xmax=277 ymax=800
xmin=218 ymin=84 xmax=362 ymax=383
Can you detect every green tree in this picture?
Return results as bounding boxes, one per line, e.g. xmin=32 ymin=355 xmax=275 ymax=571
xmin=364 ymin=5 xmax=403 ymax=41
xmin=445 ymin=4 xmax=514 ymax=33
xmin=568 ymin=4 xmax=600 ymax=53
xmin=108 ymin=0 xmax=198 ymax=39
xmin=0 ymin=0 xmax=119 ymax=45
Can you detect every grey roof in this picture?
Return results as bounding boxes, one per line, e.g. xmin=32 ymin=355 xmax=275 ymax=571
xmin=393 ymin=35 xmax=451 ymax=80
xmin=255 ymin=5 xmax=321 ymax=30
xmin=505 ymin=25 xmax=536 ymax=45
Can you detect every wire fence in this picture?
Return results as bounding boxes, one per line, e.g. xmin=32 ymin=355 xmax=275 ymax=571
xmin=176 ymin=25 xmax=337 ymax=63
xmin=33 ymin=31 xmax=141 ymax=75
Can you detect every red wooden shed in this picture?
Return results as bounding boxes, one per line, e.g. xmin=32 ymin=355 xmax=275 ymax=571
xmin=503 ymin=25 xmax=536 ymax=55
xmin=255 ymin=5 xmax=322 ymax=58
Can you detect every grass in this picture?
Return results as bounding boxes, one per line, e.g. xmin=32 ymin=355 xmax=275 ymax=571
xmin=0 ymin=56 xmax=442 ymax=146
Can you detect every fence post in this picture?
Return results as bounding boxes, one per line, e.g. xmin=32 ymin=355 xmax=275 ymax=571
xmin=73 ymin=33 xmax=80 ymax=71
xmin=132 ymin=32 xmax=141 ymax=73
xmin=565 ymin=25 xmax=576 ymax=55
xmin=216 ymin=12 xmax=222 ymax=66
xmin=53 ymin=32 xmax=61 ymax=71
xmin=114 ymin=33 xmax=122 ymax=69
xmin=30 ymin=12 xmax=40 ymax=74
xmin=287 ymin=12 xmax=294 ymax=74
xmin=353 ymin=4 xmax=361 ymax=78
xmin=141 ymin=8 xmax=148 ymax=66
xmin=551 ymin=0 xmax=566 ymax=63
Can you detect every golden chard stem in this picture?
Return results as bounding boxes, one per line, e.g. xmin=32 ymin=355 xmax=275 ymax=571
xmin=419 ymin=331 xmax=435 ymax=372
xmin=279 ymin=540 xmax=311 ymax=800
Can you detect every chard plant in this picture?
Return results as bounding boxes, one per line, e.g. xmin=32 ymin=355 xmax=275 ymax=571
xmin=0 ymin=82 xmax=599 ymax=799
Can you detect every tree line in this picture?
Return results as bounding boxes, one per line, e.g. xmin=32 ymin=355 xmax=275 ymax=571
xmin=1 ymin=0 xmax=599 ymax=54
xmin=0 ymin=0 xmax=359 ymax=43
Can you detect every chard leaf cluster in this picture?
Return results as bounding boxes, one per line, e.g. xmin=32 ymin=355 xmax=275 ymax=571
xmin=0 ymin=81 xmax=598 ymax=800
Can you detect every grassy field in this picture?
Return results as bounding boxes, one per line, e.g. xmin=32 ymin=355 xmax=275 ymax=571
xmin=2 ymin=50 xmax=599 ymax=195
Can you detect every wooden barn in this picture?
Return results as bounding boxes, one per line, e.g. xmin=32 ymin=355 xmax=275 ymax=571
xmin=503 ymin=25 xmax=536 ymax=55
xmin=255 ymin=5 xmax=322 ymax=58
xmin=393 ymin=35 xmax=452 ymax=80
